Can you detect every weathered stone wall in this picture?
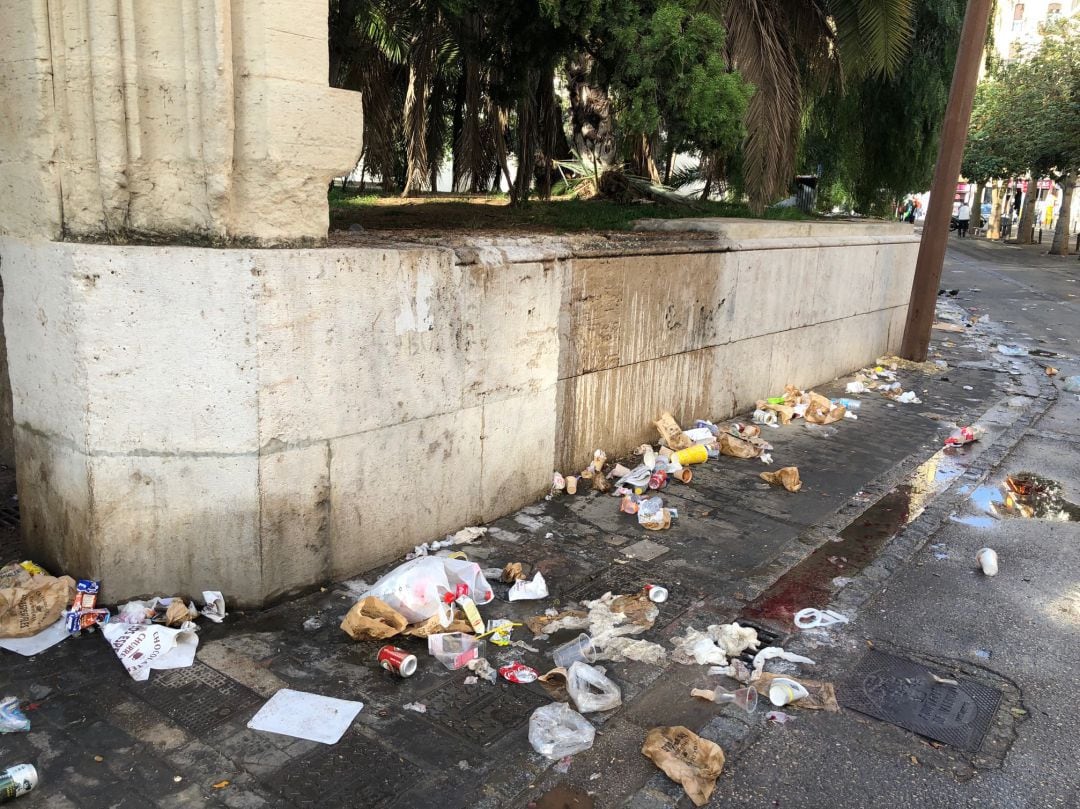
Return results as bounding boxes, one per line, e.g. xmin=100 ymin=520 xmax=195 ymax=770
xmin=0 ymin=0 xmax=361 ymax=244
xmin=0 ymin=220 xmax=917 ymax=605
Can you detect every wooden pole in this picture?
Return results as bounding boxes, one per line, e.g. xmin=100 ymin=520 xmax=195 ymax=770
xmin=900 ymin=0 xmax=995 ymax=361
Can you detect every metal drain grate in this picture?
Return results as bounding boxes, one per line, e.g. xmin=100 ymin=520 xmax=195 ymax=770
xmin=126 ymin=661 xmax=262 ymax=735
xmin=261 ymin=729 xmax=422 ymax=807
xmin=415 ymin=681 xmax=547 ymax=747
xmin=0 ymin=502 xmax=20 ymax=530
xmin=732 ymin=621 xmax=782 ymax=667
xmin=838 ymin=650 xmax=1002 ymax=752
xmin=565 ymin=563 xmax=695 ymax=627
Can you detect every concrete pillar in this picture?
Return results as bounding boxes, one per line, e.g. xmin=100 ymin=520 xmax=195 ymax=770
xmin=0 ymin=0 xmax=361 ymax=604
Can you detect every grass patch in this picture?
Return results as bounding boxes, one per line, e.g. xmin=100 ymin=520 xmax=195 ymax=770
xmin=329 ymin=189 xmax=811 ymax=234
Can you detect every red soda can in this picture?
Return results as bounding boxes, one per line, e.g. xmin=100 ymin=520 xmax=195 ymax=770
xmin=648 ymin=470 xmax=668 ymax=490
xmin=377 ymin=645 xmax=418 ymax=677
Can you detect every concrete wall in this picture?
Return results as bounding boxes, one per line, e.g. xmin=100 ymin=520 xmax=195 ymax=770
xmin=0 ymin=220 xmax=917 ymax=605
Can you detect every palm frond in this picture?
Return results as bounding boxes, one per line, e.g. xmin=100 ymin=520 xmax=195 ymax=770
xmin=831 ymin=0 xmax=915 ymax=79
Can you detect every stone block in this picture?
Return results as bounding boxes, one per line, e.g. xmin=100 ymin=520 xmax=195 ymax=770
xmin=259 ymin=443 xmax=331 ymax=600
xmin=560 ymin=256 xmax=625 ymax=377
xmin=328 ymin=408 xmax=483 ymax=578
xmin=810 ymin=244 xmax=880 ymax=322
xmin=729 ymin=248 xmax=812 ymax=341
xmin=478 ymin=389 xmax=557 ymax=518
xmin=88 ymin=453 xmax=262 ymax=605
xmin=462 ymin=260 xmax=562 ymax=408
xmin=73 ymin=246 xmax=261 ymax=455
xmin=257 ymin=247 xmax=467 ymax=446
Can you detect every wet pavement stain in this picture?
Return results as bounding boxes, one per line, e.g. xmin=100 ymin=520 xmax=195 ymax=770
xmin=966 ymin=472 xmax=1080 ymax=523
xmin=530 ymin=784 xmax=596 ymax=809
xmin=742 ymin=448 xmax=971 ymax=627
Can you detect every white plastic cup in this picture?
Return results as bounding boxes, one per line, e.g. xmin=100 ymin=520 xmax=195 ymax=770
xmin=768 ymin=678 xmax=809 ymax=707
xmin=977 ymin=548 xmax=998 ymax=577
xmin=552 ymin=633 xmax=597 ymax=668
xmin=645 ymin=584 xmax=669 ymax=603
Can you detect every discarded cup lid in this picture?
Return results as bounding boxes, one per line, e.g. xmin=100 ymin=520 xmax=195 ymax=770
xmin=793 ymin=608 xmax=848 ymax=629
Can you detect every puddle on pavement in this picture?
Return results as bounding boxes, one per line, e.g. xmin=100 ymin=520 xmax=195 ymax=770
xmin=743 ymin=447 xmax=970 ymax=625
xmin=532 ymin=784 xmax=595 ymax=809
xmin=965 ymin=473 xmax=1080 ymax=523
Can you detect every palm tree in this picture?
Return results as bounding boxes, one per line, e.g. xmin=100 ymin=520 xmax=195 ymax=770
xmin=712 ymin=0 xmax=915 ymax=211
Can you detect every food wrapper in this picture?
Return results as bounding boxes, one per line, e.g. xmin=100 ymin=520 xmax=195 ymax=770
xmin=641 ymin=726 xmax=725 ymax=806
xmin=340 ymin=596 xmax=409 ymax=641
xmin=102 ymin=621 xmax=198 ymax=681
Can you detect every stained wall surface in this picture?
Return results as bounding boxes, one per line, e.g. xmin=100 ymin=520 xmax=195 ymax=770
xmin=0 ymin=221 xmax=917 ymax=604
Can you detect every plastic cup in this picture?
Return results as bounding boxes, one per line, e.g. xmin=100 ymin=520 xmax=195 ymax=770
xmin=552 ymin=633 xmax=597 ymax=668
xmin=768 ymin=678 xmax=809 ymax=707
xmin=977 ymin=548 xmax=998 ymax=576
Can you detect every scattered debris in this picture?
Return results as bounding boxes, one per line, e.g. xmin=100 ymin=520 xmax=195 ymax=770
xmin=641 ymin=726 xmax=725 ymax=807
xmin=0 ymin=763 xmax=37 ymax=800
xmin=402 ymin=702 xmax=427 ymax=714
xmin=0 ymin=697 xmax=31 ymax=734
xmin=529 ymin=702 xmax=595 ymax=759
xmin=759 ymin=467 xmax=802 ymax=493
xmin=247 ymin=689 xmax=364 ymax=745
xmin=766 ymin=710 xmax=793 ymax=724
xmin=793 ymin=608 xmax=848 ymax=630
xmin=508 ymin=572 xmax=549 ymax=601
xmin=567 ymin=662 xmax=622 ymax=713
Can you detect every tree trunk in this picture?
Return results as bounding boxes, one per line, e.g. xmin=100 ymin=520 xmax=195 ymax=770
xmin=972 ymin=181 xmax=985 ymax=231
xmin=987 ymin=179 xmax=1003 ymax=240
xmin=535 ymin=70 xmax=570 ymax=200
xmin=1050 ymin=172 xmax=1075 ymax=255
xmin=567 ymin=53 xmax=615 ymax=167
xmin=402 ymin=32 xmax=435 ymax=197
xmin=664 ymin=149 xmax=676 ymax=185
xmin=450 ymin=71 xmax=466 ymax=193
xmin=1016 ymin=174 xmax=1039 ymax=243
xmin=629 ymin=134 xmax=661 ymax=183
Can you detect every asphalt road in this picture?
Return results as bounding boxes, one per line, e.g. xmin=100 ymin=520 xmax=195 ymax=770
xmin=708 ymin=238 xmax=1080 ymax=809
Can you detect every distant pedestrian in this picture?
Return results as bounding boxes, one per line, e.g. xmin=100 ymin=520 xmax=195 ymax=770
xmin=902 ymin=198 xmax=916 ymax=223
xmin=957 ymin=202 xmax=970 ymax=238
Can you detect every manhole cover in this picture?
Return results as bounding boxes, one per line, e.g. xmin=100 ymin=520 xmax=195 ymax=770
xmin=565 ymin=564 xmax=695 ymax=627
xmin=126 ymin=661 xmax=262 ymax=735
xmin=415 ymin=681 xmax=547 ymax=747
xmin=838 ymin=650 xmax=1002 ymax=752
xmin=261 ymin=729 xmax=421 ymax=807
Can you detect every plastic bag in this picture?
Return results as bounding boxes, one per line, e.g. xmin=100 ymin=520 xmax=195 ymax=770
xmin=0 ymin=696 xmax=31 ymax=733
xmin=567 ymin=662 xmax=622 ymax=713
xmin=361 ymin=557 xmax=494 ymax=625
xmin=528 ymin=702 xmax=595 ymax=758
xmin=508 ymin=572 xmax=548 ymax=601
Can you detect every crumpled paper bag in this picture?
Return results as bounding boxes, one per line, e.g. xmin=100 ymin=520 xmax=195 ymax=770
xmin=0 ymin=564 xmax=76 ymax=639
xmin=102 ymin=621 xmax=198 ymax=681
xmin=805 ymin=392 xmax=846 ymax=424
xmin=402 ymin=611 xmax=474 ymax=638
xmin=754 ymin=672 xmax=839 ymax=711
xmin=340 ymin=596 xmax=409 ymax=641
xmin=641 ymin=726 xmax=726 ymax=806
xmin=718 ymin=433 xmax=761 ymax=459
xmin=655 ymin=412 xmax=692 ymax=450
xmin=760 ymin=466 xmax=802 ymax=492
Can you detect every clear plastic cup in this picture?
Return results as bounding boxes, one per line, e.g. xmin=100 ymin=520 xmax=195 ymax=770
xmin=428 ymin=632 xmax=485 ymax=670
xmin=551 ymin=633 xmax=597 ymax=668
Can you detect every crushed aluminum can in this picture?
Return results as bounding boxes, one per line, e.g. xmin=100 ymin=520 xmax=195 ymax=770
xmin=377 ymin=645 xmax=418 ymax=678
xmin=498 ymin=661 xmax=538 ymax=684
xmin=644 ymin=584 xmax=669 ymax=604
xmin=647 ymin=470 xmax=668 ymax=490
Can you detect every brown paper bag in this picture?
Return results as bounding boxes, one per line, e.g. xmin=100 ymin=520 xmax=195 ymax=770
xmin=655 ymin=412 xmax=692 ymax=450
xmin=719 ymin=433 xmax=760 ymax=459
xmin=164 ymin=599 xmax=195 ymax=628
xmin=340 ymin=596 xmax=409 ymax=641
xmin=761 ymin=401 xmax=796 ymax=424
xmin=760 ymin=466 xmax=802 ymax=492
xmin=753 ymin=672 xmax=840 ymax=711
xmin=805 ymin=392 xmax=846 ymax=425
xmin=0 ymin=573 xmax=76 ymax=638
xmin=538 ymin=667 xmax=570 ymax=701
xmin=641 ymin=726 xmax=726 ymax=807
xmin=502 ymin=562 xmax=526 ymax=583
xmin=401 ymin=611 xmax=474 ymax=638
xmin=611 ymin=592 xmax=658 ymax=628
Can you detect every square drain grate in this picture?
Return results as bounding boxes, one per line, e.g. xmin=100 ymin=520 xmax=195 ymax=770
xmin=261 ymin=729 xmax=422 ymax=807
xmin=0 ymin=502 xmax=20 ymax=530
xmin=126 ymin=661 xmax=262 ymax=735
xmin=565 ymin=563 xmax=695 ymax=627
xmin=838 ymin=649 xmax=1002 ymax=752
xmin=415 ymin=681 xmax=547 ymax=748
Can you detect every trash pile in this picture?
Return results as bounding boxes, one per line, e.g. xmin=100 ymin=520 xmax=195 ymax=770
xmin=845 ymin=356 xmax=939 ymax=405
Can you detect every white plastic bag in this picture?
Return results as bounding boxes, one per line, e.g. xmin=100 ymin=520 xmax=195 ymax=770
xmin=528 ymin=702 xmax=595 ymax=758
xmin=361 ymin=557 xmax=494 ymax=624
xmin=567 ymin=662 xmax=622 ymax=713
xmin=508 ymin=572 xmax=548 ymax=602
xmin=102 ymin=622 xmax=198 ymax=681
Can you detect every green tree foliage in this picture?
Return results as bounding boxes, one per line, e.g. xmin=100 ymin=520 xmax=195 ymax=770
xmin=800 ymin=0 xmax=965 ymax=214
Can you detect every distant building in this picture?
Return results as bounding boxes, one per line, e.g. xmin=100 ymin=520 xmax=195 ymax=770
xmin=989 ymin=0 xmax=1079 ymax=63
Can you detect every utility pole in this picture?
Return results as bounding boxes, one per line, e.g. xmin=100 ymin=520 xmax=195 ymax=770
xmin=900 ymin=0 xmax=994 ymax=361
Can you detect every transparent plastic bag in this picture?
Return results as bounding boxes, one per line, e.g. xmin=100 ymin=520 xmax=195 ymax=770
xmin=566 ymin=661 xmax=622 ymax=713
xmin=361 ymin=557 xmax=494 ymax=624
xmin=528 ymin=702 xmax=595 ymax=759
